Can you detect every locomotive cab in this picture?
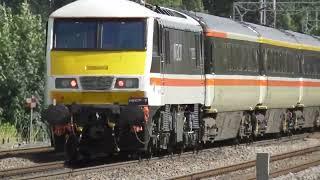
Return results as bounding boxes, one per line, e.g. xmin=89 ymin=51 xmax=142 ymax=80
xmin=45 ymin=0 xmax=205 ymax=162
xmin=44 ymin=0 xmax=158 ymax=160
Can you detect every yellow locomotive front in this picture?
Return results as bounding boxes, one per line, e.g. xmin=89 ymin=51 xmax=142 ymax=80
xmin=44 ymin=0 xmax=156 ymax=161
xmin=49 ymin=18 xmax=146 ymax=105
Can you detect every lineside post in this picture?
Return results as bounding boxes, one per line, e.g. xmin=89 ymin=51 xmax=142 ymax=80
xmin=26 ymin=96 xmax=37 ymax=143
xmin=256 ymin=153 xmax=270 ymax=180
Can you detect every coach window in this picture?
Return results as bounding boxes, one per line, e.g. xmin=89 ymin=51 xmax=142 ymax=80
xmin=286 ymin=52 xmax=290 ymax=74
xmin=233 ymin=43 xmax=241 ymax=72
xmin=289 ymin=52 xmax=296 ymax=74
xmin=280 ymin=52 xmax=285 ymax=73
xmin=305 ymin=61 xmax=311 ymax=76
xmin=226 ymin=43 xmax=232 ymax=72
xmin=313 ymin=62 xmax=318 ymax=75
xmin=275 ymin=51 xmax=281 ymax=73
xmin=252 ymin=48 xmax=259 ymax=72
xmin=228 ymin=44 xmax=237 ymax=72
xmin=297 ymin=55 xmax=302 ymax=75
xmin=214 ymin=40 xmax=226 ymax=74
xmin=263 ymin=49 xmax=268 ymax=73
xmin=266 ymin=49 xmax=273 ymax=73
xmin=273 ymin=50 xmax=279 ymax=73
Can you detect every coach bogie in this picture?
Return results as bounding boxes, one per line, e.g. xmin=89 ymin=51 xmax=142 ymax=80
xmin=315 ymin=109 xmax=320 ymax=128
xmin=201 ymin=116 xmax=218 ymax=143
xmin=252 ymin=110 xmax=268 ymax=137
xmin=294 ymin=108 xmax=305 ymax=130
xmin=239 ymin=111 xmax=253 ymax=140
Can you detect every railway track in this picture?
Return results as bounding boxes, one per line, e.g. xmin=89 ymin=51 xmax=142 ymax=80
xmin=170 ymin=145 xmax=320 ymax=180
xmin=0 ymin=161 xmax=65 ymax=179
xmin=1 ymin=151 xmax=198 ymax=180
xmin=0 ymin=133 xmax=315 ymax=180
xmin=0 ymin=146 xmax=54 ymax=157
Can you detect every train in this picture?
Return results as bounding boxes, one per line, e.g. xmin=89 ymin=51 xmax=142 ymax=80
xmin=43 ymin=0 xmax=320 ymax=161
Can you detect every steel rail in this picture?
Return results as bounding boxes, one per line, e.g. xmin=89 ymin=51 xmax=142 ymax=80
xmin=169 ymin=145 xmax=320 ymax=180
xmin=0 ymin=146 xmax=53 ymax=157
xmin=270 ymin=159 xmax=320 ymax=178
xmin=0 ymin=161 xmax=65 ymax=178
xmin=243 ymin=159 xmax=320 ymax=180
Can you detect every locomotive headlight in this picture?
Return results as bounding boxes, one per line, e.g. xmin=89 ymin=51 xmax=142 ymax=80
xmin=55 ymin=78 xmax=78 ymax=89
xmin=115 ymin=78 xmax=139 ymax=89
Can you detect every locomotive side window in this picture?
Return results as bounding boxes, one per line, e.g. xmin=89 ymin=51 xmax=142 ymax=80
xmin=173 ymin=43 xmax=183 ymax=61
xmin=151 ymin=20 xmax=161 ymax=73
xmin=165 ymin=29 xmax=170 ymax=63
xmin=153 ymin=21 xmax=159 ymax=56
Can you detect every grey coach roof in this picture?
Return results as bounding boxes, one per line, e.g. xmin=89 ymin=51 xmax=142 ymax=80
xmin=193 ymin=11 xmax=320 ymax=49
xmin=195 ymin=12 xmax=258 ymax=38
xmin=246 ymin=22 xmax=298 ymax=44
xmin=286 ymin=30 xmax=320 ymax=47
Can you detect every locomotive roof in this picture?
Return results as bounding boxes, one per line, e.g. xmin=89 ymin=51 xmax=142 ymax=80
xmin=50 ymin=0 xmax=201 ymax=32
xmin=157 ymin=8 xmax=202 ymax=32
xmin=194 ymin=12 xmax=320 ymax=51
xmin=50 ymin=0 xmax=156 ymax=18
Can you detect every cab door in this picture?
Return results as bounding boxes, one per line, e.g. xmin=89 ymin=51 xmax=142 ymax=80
xmin=159 ymin=23 xmax=167 ymax=104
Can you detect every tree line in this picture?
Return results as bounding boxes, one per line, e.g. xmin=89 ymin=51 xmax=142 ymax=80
xmin=0 ymin=0 xmax=318 ymax=141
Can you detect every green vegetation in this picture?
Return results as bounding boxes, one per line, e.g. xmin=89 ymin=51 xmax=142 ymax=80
xmin=0 ymin=1 xmax=45 ymax=142
xmin=0 ymin=123 xmax=18 ymax=144
xmin=0 ymin=0 xmax=319 ymax=143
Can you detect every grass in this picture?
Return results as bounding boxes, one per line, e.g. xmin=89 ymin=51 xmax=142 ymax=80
xmin=0 ymin=123 xmax=18 ymax=145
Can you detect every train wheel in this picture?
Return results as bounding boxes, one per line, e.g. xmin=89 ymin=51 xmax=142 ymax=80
xmin=52 ymin=134 xmax=65 ymax=152
xmin=146 ymin=139 xmax=154 ymax=159
xmin=64 ymin=134 xmax=79 ymax=164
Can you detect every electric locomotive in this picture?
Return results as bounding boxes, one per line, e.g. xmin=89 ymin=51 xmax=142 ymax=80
xmin=44 ymin=0 xmax=320 ymax=161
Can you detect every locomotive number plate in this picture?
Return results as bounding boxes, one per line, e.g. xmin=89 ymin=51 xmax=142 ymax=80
xmin=128 ymin=98 xmax=148 ymax=106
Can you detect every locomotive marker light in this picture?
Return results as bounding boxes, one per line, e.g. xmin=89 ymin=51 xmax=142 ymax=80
xmin=26 ymin=96 xmax=37 ymax=143
xmin=115 ymin=78 xmax=139 ymax=88
xmin=117 ymin=80 xmax=125 ymax=87
xmin=55 ymin=78 xmax=78 ymax=89
xmin=70 ymin=79 xmax=77 ymax=88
